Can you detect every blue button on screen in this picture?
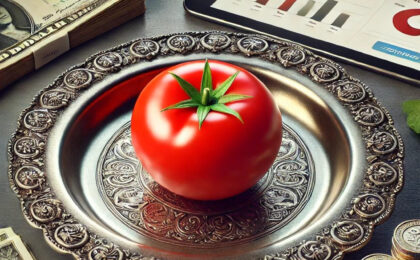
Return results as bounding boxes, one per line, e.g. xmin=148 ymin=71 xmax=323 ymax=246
xmin=372 ymin=41 xmax=420 ymax=63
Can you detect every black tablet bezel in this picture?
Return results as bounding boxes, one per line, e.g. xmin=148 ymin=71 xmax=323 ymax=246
xmin=184 ymin=0 xmax=419 ymax=85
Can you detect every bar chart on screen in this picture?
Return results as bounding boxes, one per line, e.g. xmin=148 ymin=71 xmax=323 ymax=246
xmin=211 ymin=0 xmax=420 ymax=72
xmin=212 ymin=0 xmax=380 ymax=43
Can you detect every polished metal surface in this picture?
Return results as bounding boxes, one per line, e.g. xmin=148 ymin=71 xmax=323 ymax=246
xmin=6 ymin=31 xmax=404 ymax=259
xmin=391 ymin=219 xmax=420 ymax=259
xmin=361 ymin=254 xmax=393 ymax=260
xmin=97 ymin=122 xmax=314 ymax=247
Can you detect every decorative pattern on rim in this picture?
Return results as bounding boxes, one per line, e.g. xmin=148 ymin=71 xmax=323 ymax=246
xmin=97 ymin=123 xmax=314 ymax=247
xmin=8 ymin=31 xmax=404 ymax=260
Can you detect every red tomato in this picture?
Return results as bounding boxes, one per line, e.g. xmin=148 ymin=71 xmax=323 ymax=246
xmin=131 ymin=60 xmax=282 ymax=200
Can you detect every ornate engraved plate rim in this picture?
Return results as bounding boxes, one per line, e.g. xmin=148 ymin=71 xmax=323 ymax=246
xmin=7 ymin=31 xmax=404 ymax=260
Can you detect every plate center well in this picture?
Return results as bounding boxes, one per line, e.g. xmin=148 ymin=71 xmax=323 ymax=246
xmin=97 ymin=122 xmax=314 ymax=247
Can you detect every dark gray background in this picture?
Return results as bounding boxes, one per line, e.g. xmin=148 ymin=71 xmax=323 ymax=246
xmin=0 ymin=0 xmax=419 ymax=259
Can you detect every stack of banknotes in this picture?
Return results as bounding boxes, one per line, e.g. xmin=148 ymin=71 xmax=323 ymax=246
xmin=0 ymin=0 xmax=146 ymax=88
xmin=0 ymin=227 xmax=35 ymax=260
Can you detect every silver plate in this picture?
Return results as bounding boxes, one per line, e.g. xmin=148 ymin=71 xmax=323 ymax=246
xmin=8 ymin=31 xmax=404 ymax=260
xmin=97 ymin=122 xmax=314 ymax=247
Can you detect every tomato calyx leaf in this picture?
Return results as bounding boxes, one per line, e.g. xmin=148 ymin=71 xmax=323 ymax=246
xmin=213 ymin=71 xmax=239 ymax=98
xmin=160 ymin=99 xmax=200 ymax=111
xmin=210 ymin=103 xmax=244 ymax=123
xmin=168 ymin=72 xmax=202 ymax=103
xmin=200 ymin=60 xmax=213 ymax=95
xmin=197 ymin=105 xmax=211 ymax=129
xmin=218 ymin=94 xmax=252 ymax=104
xmin=162 ymin=60 xmax=252 ymax=128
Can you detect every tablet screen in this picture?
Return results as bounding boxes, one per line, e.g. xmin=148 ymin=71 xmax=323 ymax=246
xmin=185 ymin=0 xmax=420 ymax=84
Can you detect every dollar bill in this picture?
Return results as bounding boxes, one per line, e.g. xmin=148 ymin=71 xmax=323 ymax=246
xmin=0 ymin=236 xmax=35 ymax=260
xmin=0 ymin=0 xmax=98 ymax=50
xmin=0 ymin=227 xmax=17 ymax=242
xmin=14 ymin=0 xmax=97 ymax=26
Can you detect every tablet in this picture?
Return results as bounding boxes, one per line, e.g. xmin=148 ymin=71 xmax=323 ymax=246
xmin=184 ymin=0 xmax=420 ymax=85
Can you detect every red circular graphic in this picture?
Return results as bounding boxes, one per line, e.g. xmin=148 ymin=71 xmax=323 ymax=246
xmin=393 ymin=9 xmax=420 ymax=36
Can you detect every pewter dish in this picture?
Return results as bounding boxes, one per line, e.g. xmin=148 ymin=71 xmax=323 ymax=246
xmin=8 ymin=31 xmax=404 ymax=259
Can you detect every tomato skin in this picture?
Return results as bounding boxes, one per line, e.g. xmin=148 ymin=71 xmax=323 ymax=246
xmin=131 ymin=60 xmax=282 ymax=200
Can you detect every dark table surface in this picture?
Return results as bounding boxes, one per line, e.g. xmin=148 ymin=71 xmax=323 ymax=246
xmin=1 ymin=0 xmax=419 ymax=259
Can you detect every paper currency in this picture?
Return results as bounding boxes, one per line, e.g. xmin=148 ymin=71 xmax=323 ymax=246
xmin=0 ymin=0 xmax=145 ymax=88
xmin=0 ymin=0 xmax=97 ymax=50
xmin=0 ymin=227 xmax=17 ymax=242
xmin=0 ymin=236 xmax=35 ymax=260
xmin=0 ymin=228 xmax=35 ymax=260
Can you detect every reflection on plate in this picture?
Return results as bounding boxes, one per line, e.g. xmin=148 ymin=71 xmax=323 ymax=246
xmin=97 ymin=122 xmax=314 ymax=247
xmin=8 ymin=32 xmax=403 ymax=259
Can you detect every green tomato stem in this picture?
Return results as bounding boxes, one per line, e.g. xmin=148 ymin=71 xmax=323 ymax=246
xmin=201 ymin=88 xmax=211 ymax=106
xmin=163 ymin=61 xmax=250 ymax=128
